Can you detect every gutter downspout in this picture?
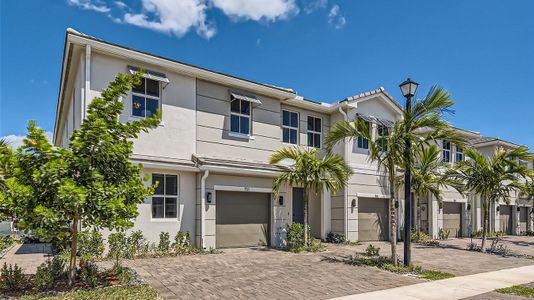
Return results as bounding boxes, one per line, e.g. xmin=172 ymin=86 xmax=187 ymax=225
xmin=200 ymin=169 xmax=209 ymax=249
xmin=84 ymin=44 xmax=91 ymax=120
xmin=338 ymin=106 xmax=349 ymax=239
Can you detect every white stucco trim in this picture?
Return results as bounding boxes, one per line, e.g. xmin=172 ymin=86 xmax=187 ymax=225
xmin=199 ymin=165 xmax=280 ymax=177
xmin=213 ymin=185 xmax=273 ymax=194
xmin=356 ymin=192 xmax=391 ymax=199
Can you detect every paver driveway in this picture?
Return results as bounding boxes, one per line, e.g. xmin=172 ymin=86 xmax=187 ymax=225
xmin=119 ymin=247 xmax=421 ymax=300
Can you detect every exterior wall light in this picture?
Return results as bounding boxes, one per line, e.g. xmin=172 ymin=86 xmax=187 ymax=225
xmin=351 ymin=199 xmax=356 ymax=208
xmin=279 ymin=196 xmax=284 ymax=206
xmin=496 ymin=206 xmax=500 ymax=212
xmin=467 ymin=203 xmax=471 ymax=211
xmin=206 ymin=192 xmax=212 ymax=204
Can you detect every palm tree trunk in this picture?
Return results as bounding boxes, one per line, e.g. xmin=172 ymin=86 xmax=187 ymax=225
xmin=303 ymin=188 xmax=309 ymax=247
xmin=481 ymin=202 xmax=488 ymax=252
xmin=389 ymin=164 xmax=398 ymax=266
xmin=68 ymin=215 xmax=79 ymax=286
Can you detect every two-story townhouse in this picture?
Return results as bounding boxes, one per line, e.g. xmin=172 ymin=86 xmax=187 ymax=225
xmin=54 ymin=29 xmax=405 ymax=248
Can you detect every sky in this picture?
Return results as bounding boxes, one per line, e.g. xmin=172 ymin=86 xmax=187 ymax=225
xmin=1 ymin=0 xmax=533 ymax=149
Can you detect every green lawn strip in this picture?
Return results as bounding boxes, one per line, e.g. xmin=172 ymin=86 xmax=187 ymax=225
xmin=419 ymin=270 xmax=456 ymax=281
xmin=20 ymin=285 xmax=160 ymax=300
xmin=496 ymin=285 xmax=534 ymax=298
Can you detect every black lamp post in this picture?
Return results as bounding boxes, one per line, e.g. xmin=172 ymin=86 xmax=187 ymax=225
xmin=399 ymin=78 xmax=419 ymax=266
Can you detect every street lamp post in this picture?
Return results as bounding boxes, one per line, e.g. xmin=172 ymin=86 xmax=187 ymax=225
xmin=399 ymin=78 xmax=419 ymax=266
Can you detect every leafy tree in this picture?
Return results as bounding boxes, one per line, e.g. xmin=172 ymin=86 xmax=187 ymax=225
xmin=269 ymin=147 xmax=352 ymax=247
xmin=448 ymin=146 xmax=532 ymax=250
xmin=0 ymin=71 xmax=160 ymax=285
xmin=325 ymin=86 xmax=461 ymax=265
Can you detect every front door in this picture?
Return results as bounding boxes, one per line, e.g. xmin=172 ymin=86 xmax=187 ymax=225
xmin=292 ymin=188 xmax=304 ymax=224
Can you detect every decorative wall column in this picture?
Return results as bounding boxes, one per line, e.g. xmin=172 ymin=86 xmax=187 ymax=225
xmin=320 ymin=188 xmax=332 ymax=240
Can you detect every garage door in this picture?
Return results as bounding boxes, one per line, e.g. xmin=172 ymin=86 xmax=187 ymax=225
xmin=519 ymin=207 xmax=528 ymax=233
xmin=216 ymin=191 xmax=270 ymax=248
xmin=358 ymin=198 xmax=389 ymax=241
xmin=500 ymin=205 xmax=512 ymax=235
xmin=443 ymin=202 xmax=462 ymax=238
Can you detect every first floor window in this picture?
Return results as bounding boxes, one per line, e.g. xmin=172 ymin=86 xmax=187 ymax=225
xmin=442 ymin=140 xmax=451 ymax=162
xmin=455 ymin=146 xmax=463 ymax=162
xmin=230 ymin=97 xmax=251 ymax=135
xmin=282 ymin=110 xmax=298 ymax=144
xmin=307 ymin=116 xmax=322 ymax=148
xmin=152 ymin=174 xmax=178 ymax=219
xmin=132 ymin=78 xmax=160 ymax=118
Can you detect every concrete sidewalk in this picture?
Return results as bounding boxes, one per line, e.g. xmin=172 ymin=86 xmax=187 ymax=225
xmin=331 ymin=265 xmax=534 ymax=300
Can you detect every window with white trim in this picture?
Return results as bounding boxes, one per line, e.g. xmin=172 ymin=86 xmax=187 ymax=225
xmin=442 ymin=140 xmax=451 ymax=163
xmin=377 ymin=125 xmax=389 ymax=152
xmin=132 ymin=78 xmax=160 ymax=118
xmin=455 ymin=145 xmax=463 ymax=162
xmin=307 ymin=116 xmax=321 ymax=148
xmin=152 ymin=174 xmax=178 ymax=219
xmin=282 ymin=110 xmax=298 ymax=144
xmin=357 ymin=119 xmax=370 ymax=150
xmin=230 ymin=97 xmax=251 ymax=135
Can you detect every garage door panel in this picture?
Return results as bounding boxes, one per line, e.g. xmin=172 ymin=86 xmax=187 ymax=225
xmin=443 ymin=202 xmax=462 ymax=238
xmin=216 ymin=224 xmax=269 ymax=248
xmin=358 ymin=198 xmax=389 ymax=241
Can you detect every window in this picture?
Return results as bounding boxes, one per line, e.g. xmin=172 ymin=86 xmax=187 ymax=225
xmin=455 ymin=146 xmax=463 ymax=162
xmin=152 ymin=174 xmax=178 ymax=219
xmin=132 ymin=78 xmax=160 ymax=118
xmin=357 ymin=119 xmax=370 ymax=150
xmin=518 ymin=159 xmax=528 ymax=167
xmin=377 ymin=125 xmax=389 ymax=152
xmin=307 ymin=116 xmax=322 ymax=148
xmin=282 ymin=110 xmax=299 ymax=144
xmin=230 ymin=97 xmax=251 ymax=135
xmin=442 ymin=140 xmax=451 ymax=162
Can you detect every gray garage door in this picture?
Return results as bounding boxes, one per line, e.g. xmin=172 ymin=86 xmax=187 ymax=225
xmin=216 ymin=191 xmax=270 ymax=248
xmin=443 ymin=202 xmax=462 ymax=238
xmin=358 ymin=198 xmax=389 ymax=241
xmin=519 ymin=207 xmax=528 ymax=233
xmin=500 ymin=205 xmax=513 ymax=235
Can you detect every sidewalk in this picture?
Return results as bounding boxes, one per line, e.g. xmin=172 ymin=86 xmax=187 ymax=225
xmin=330 ymin=265 xmax=534 ymax=300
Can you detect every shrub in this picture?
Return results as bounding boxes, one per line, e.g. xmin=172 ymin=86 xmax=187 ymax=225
xmin=158 ymin=232 xmax=171 ymax=253
xmin=107 ymin=232 xmax=128 ymax=265
xmin=173 ymin=231 xmax=192 ymax=255
xmin=128 ymin=230 xmax=148 ymax=258
xmin=286 ymin=223 xmax=305 ymax=252
xmin=0 ymin=263 xmax=25 ymax=291
xmin=326 ymin=232 xmax=346 ymax=244
xmin=35 ymin=261 xmax=54 ymax=291
xmin=78 ymin=261 xmax=99 ymax=287
xmin=438 ymin=228 xmax=450 ymax=240
xmin=112 ymin=263 xmax=135 ymax=285
xmin=78 ymin=229 xmax=105 ymax=261
xmin=365 ymin=244 xmax=380 ymax=257
xmin=467 ymin=242 xmax=482 ymax=252
xmin=411 ymin=229 xmax=429 ymax=242
xmin=419 ymin=239 xmax=440 ymax=247
xmin=49 ymin=256 xmax=66 ymax=280
xmin=525 ymin=230 xmax=534 ymax=236
xmin=383 ymin=263 xmax=422 ymax=274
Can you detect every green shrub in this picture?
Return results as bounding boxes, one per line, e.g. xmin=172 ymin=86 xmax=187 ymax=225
xmin=49 ymin=256 xmax=66 ymax=280
xmin=173 ymin=231 xmax=192 ymax=255
xmin=112 ymin=263 xmax=135 ymax=285
xmin=128 ymin=230 xmax=148 ymax=258
xmin=78 ymin=261 xmax=99 ymax=287
xmin=525 ymin=230 xmax=534 ymax=236
xmin=34 ymin=261 xmax=54 ymax=291
xmin=383 ymin=263 xmax=422 ymax=274
xmin=411 ymin=229 xmax=429 ymax=242
xmin=158 ymin=232 xmax=171 ymax=253
xmin=326 ymin=232 xmax=346 ymax=244
xmin=107 ymin=232 xmax=128 ymax=264
xmin=365 ymin=244 xmax=380 ymax=257
xmin=0 ymin=263 xmax=25 ymax=291
xmin=438 ymin=228 xmax=450 ymax=240
xmin=78 ymin=229 xmax=105 ymax=261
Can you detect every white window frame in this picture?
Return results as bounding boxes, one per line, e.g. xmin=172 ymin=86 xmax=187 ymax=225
xmin=151 ymin=173 xmax=179 ymax=221
xmin=230 ymin=97 xmax=252 ymax=137
xmin=455 ymin=145 xmax=463 ymax=163
xmin=282 ymin=110 xmax=299 ymax=145
xmin=442 ymin=140 xmax=452 ymax=163
xmin=131 ymin=78 xmax=162 ymax=119
xmin=307 ymin=115 xmax=322 ymax=149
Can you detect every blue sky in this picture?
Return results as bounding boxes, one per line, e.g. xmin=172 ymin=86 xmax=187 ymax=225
xmin=1 ymin=0 xmax=533 ymax=149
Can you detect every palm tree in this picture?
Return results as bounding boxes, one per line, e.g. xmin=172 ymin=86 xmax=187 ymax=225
xmin=325 ymin=86 xmax=461 ymax=265
xmin=269 ymin=147 xmax=352 ymax=246
xmin=448 ymin=146 xmax=532 ymax=251
xmin=0 ymin=138 xmax=11 ymax=190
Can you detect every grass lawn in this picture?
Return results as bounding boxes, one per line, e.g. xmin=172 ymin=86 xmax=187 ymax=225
xmin=419 ymin=270 xmax=456 ymax=281
xmin=496 ymin=285 xmax=534 ymax=298
xmin=20 ymin=285 xmax=160 ymax=300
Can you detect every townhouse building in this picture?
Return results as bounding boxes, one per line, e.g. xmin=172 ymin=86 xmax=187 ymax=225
xmin=54 ymin=29 xmax=533 ymax=249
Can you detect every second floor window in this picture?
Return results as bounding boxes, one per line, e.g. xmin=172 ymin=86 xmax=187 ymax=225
xmin=357 ymin=120 xmax=370 ymax=150
xmin=377 ymin=125 xmax=389 ymax=152
xmin=152 ymin=174 xmax=178 ymax=219
xmin=230 ymin=98 xmax=251 ymax=135
xmin=132 ymin=78 xmax=160 ymax=118
xmin=442 ymin=140 xmax=451 ymax=163
xmin=455 ymin=146 xmax=463 ymax=162
xmin=307 ymin=116 xmax=321 ymax=148
xmin=282 ymin=110 xmax=298 ymax=144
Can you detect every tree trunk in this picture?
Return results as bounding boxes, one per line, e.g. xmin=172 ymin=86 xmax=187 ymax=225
xmin=303 ymin=188 xmax=309 ymax=247
xmin=68 ymin=215 xmax=79 ymax=286
xmin=389 ymin=165 xmax=398 ymax=266
xmin=481 ymin=202 xmax=488 ymax=252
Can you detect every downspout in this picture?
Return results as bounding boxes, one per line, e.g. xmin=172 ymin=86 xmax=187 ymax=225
xmin=84 ymin=44 xmax=91 ymax=120
xmin=338 ymin=106 xmax=349 ymax=238
xmin=200 ymin=169 xmax=209 ymax=249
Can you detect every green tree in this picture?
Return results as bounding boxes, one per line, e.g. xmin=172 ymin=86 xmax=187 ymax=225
xmin=448 ymin=146 xmax=532 ymax=250
xmin=269 ymin=147 xmax=352 ymax=247
xmin=0 ymin=71 xmax=160 ymax=285
xmin=325 ymin=86 xmax=461 ymax=265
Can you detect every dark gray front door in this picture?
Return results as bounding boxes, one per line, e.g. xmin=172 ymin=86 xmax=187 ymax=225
xmin=500 ymin=205 xmax=512 ymax=235
xmin=292 ymin=188 xmax=304 ymax=224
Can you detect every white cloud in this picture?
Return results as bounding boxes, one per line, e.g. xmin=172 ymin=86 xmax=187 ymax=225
xmin=114 ymin=1 xmax=127 ymax=9
xmin=2 ymin=132 xmax=53 ymax=150
xmin=303 ymin=0 xmax=327 ymax=14
xmin=211 ymin=0 xmax=299 ymax=22
xmin=328 ymin=4 xmax=346 ymax=29
xmin=67 ymin=0 xmax=110 ymax=13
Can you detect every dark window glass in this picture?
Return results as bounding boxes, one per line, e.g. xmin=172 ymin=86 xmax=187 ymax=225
xmin=307 ymin=117 xmax=314 ymax=131
xmin=289 ymin=129 xmax=297 ymax=144
xmin=283 ymin=110 xmax=290 ymax=126
xmin=283 ymin=128 xmax=289 ymax=143
xmin=231 ymin=99 xmax=240 ymax=113
xmin=165 ymin=198 xmax=177 ymax=218
xmin=240 ymin=116 xmax=249 ymax=134
xmin=146 ymin=79 xmax=159 ymax=97
xmin=314 ymin=133 xmax=321 ymax=148
xmin=146 ymin=98 xmax=159 ymax=118
xmin=152 ymin=197 xmax=164 ymax=218
xmin=240 ymin=100 xmax=250 ymax=115
xmin=307 ymin=133 xmax=313 ymax=146
xmin=152 ymin=174 xmax=164 ymax=195
xmin=290 ymin=112 xmax=298 ymax=128
xmin=165 ymin=175 xmax=178 ymax=196
xmin=314 ymin=118 xmax=321 ymax=132
xmin=231 ymin=115 xmax=239 ymax=133
xmin=132 ymin=96 xmax=145 ymax=117
xmin=132 ymin=78 xmax=145 ymax=94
